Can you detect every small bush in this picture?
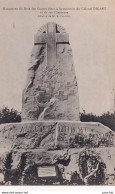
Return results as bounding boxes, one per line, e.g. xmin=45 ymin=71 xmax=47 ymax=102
xmin=80 ymin=111 xmax=115 ymax=132
xmin=0 ymin=106 xmax=21 ymax=124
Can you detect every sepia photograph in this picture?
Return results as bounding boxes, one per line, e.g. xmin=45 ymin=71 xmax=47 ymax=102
xmin=0 ymin=0 xmax=115 ymax=191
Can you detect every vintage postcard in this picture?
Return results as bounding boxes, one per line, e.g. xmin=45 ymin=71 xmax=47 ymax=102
xmin=0 ymin=0 xmax=115 ymax=193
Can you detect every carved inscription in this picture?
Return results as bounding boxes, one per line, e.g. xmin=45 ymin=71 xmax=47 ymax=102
xmin=56 ymin=124 xmax=114 ymax=148
xmin=58 ymin=125 xmax=86 ymax=134
xmin=34 ymin=124 xmax=56 ymax=132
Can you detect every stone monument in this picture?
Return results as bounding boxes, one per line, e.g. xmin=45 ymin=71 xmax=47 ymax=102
xmin=0 ymin=22 xmax=115 ymax=185
xmin=22 ymin=22 xmax=79 ymax=121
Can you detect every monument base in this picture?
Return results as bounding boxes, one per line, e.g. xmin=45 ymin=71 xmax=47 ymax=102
xmin=0 ymin=121 xmax=115 ymax=185
xmin=0 ymin=120 xmax=114 ymax=150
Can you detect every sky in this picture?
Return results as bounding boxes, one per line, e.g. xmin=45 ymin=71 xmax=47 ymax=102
xmin=0 ymin=0 xmax=115 ymax=115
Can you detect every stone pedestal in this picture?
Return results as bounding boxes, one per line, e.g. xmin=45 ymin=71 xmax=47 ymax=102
xmin=0 ymin=121 xmax=114 ymax=151
xmin=0 ymin=121 xmax=115 ymax=185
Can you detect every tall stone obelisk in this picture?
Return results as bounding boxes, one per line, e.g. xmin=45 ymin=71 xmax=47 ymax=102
xmin=22 ymin=22 xmax=80 ymax=121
